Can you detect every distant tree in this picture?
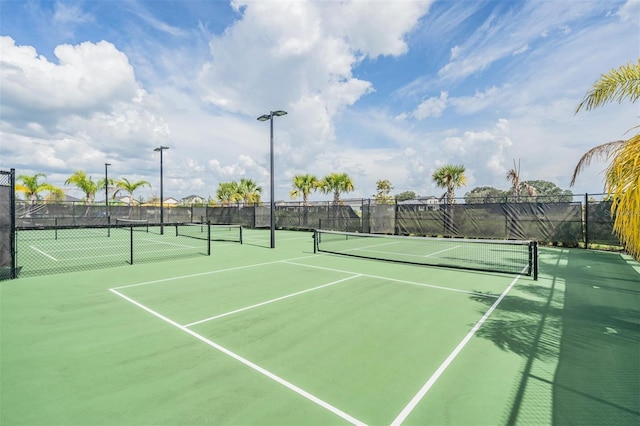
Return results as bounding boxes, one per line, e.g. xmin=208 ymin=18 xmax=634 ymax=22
xmin=374 ymin=179 xmax=394 ymax=204
xmin=319 ymin=173 xmax=355 ymax=205
xmin=290 ymin=174 xmax=319 ymax=205
xmin=65 ymin=170 xmax=99 ymax=205
xmin=432 ymin=164 xmax=467 ymax=204
xmin=114 ymin=177 xmax=151 ymax=206
xmin=237 ymin=178 xmax=262 ymax=205
xmin=395 ymin=191 xmax=416 ymax=202
xmin=16 ymin=173 xmax=63 ymax=206
xmin=216 ymin=182 xmax=241 ymax=206
xmin=522 ymin=180 xmax=572 ymax=202
xmin=464 ymin=186 xmax=508 ymax=204
xmin=506 ymin=159 xmax=523 ymax=202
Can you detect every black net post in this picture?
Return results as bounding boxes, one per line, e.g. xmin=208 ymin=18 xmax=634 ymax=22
xmin=129 ymin=225 xmax=134 ymax=265
xmin=584 ymin=193 xmax=589 ymax=249
xmin=207 ymin=221 xmax=211 ymax=256
xmin=531 ymin=241 xmax=538 ymax=280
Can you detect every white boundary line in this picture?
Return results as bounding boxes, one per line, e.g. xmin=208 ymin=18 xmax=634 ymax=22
xmin=111 ymin=255 xmax=316 ymax=291
xmin=423 ymin=245 xmax=460 ymax=258
xmin=184 ymin=274 xmax=361 ymax=327
xmin=390 ymin=269 xmax=526 ymax=425
xmin=282 ymin=261 xmax=498 ymax=299
xmin=109 ymin=287 xmax=366 ymax=426
xmin=29 ymin=245 xmax=58 ymax=261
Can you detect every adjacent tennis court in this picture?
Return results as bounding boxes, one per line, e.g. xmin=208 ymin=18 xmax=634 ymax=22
xmin=1 ymin=229 xmax=638 ymax=425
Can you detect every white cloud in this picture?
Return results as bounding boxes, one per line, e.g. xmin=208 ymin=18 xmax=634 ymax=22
xmin=413 ymin=92 xmax=448 ymax=119
xmin=618 ymin=0 xmax=640 ymax=20
xmin=1 ymin=37 xmax=139 ymax=121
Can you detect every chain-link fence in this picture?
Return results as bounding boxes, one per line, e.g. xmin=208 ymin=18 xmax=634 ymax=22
xmin=0 ymin=169 xmax=16 ymax=279
xmin=15 ymin=222 xmax=212 ymax=277
xmin=14 ymin=192 xmax=622 ymax=253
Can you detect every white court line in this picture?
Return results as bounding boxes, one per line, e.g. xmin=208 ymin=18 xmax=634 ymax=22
xmin=111 ymin=255 xmax=316 ymax=290
xmin=138 ymin=239 xmax=199 ymax=249
xmin=423 ymin=245 xmax=460 ymax=258
xmin=109 ymin=288 xmax=366 ymax=426
xmin=282 ymin=261 xmax=498 ymax=299
xmin=29 ymin=245 xmax=58 ymax=261
xmin=390 ymin=269 xmax=526 ymax=425
xmin=184 ymin=274 xmax=362 ymax=327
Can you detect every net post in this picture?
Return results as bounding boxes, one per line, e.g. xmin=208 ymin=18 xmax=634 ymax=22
xmin=129 ymin=225 xmax=134 ymax=265
xmin=207 ymin=221 xmax=211 ymax=256
xmin=175 ymin=223 xmax=178 ymax=237
xmin=530 ymin=241 xmax=538 ymax=280
xmin=313 ymin=230 xmax=317 ymax=253
xmin=107 ymin=215 xmax=111 ymax=237
xmin=239 ymin=225 xmax=243 ymax=244
xmin=584 ymin=193 xmax=589 ymax=249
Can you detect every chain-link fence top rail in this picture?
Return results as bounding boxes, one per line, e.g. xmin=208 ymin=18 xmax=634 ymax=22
xmin=15 ymin=193 xmax=621 ymax=248
xmin=1 ymin=169 xmax=16 ymax=279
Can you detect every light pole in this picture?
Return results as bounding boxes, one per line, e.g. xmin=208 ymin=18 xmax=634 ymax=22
xmin=105 ymin=162 xmax=111 ymax=220
xmin=257 ymin=110 xmax=287 ymax=249
xmin=154 ymin=146 xmax=169 ymax=235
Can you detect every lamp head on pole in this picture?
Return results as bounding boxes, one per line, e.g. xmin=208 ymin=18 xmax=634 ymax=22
xmin=257 ymin=110 xmax=287 ymax=121
xmin=154 ymin=146 xmax=169 ymax=152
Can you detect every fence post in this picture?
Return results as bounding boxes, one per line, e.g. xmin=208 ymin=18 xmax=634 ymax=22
xmin=584 ymin=193 xmax=589 ymax=249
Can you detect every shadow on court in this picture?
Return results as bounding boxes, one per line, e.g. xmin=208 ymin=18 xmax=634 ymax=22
xmin=469 ymin=248 xmax=640 ymax=425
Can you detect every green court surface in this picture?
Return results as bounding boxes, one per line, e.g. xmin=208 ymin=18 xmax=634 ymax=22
xmin=1 ymin=229 xmax=639 ymax=425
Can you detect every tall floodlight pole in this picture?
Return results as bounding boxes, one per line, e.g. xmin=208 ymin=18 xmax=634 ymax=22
xmin=257 ymin=110 xmax=287 ymax=249
xmin=105 ymin=163 xmax=111 ymax=219
xmin=154 ymin=146 xmax=169 ymax=234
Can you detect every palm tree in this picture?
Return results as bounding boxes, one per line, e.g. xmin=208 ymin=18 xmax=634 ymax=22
xmin=319 ymin=173 xmax=355 ymax=205
xmin=65 ymin=170 xmax=99 ymax=205
xmin=290 ymin=174 xmax=319 ymax=206
xmin=16 ymin=173 xmax=64 ymax=206
xmin=114 ymin=178 xmax=151 ymax=207
xmin=432 ymin=164 xmax=467 ymax=205
xmin=570 ymin=59 xmax=640 ymax=259
xmin=506 ymin=160 xmax=522 ymax=202
xmin=237 ymin=178 xmax=262 ymax=205
xmin=216 ymin=182 xmax=241 ymax=206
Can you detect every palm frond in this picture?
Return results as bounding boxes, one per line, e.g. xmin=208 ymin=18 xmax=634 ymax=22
xmin=576 ymin=59 xmax=640 ymax=112
xmin=569 ymin=140 xmax=625 ymax=187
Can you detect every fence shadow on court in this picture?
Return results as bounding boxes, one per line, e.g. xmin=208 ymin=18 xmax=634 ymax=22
xmin=468 ymin=249 xmax=640 ymax=425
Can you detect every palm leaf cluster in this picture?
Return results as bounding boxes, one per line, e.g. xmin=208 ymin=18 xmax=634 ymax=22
xmin=572 ymin=59 xmax=640 ymax=259
xmin=216 ymin=178 xmax=262 ymax=205
xmin=432 ymin=164 xmax=467 ymax=204
xmin=289 ymin=172 xmax=355 ymax=205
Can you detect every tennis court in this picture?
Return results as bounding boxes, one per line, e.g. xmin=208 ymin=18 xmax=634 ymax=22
xmin=1 ymin=229 xmax=638 ymax=425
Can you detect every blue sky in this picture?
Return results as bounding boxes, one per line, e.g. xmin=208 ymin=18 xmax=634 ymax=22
xmin=1 ymin=0 xmax=639 ymax=202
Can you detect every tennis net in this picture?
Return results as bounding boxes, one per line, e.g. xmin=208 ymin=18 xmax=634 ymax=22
xmin=314 ymin=230 xmax=538 ymax=279
xmin=115 ymin=218 xmax=149 ymax=232
xmin=176 ymin=223 xmax=243 ymax=244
